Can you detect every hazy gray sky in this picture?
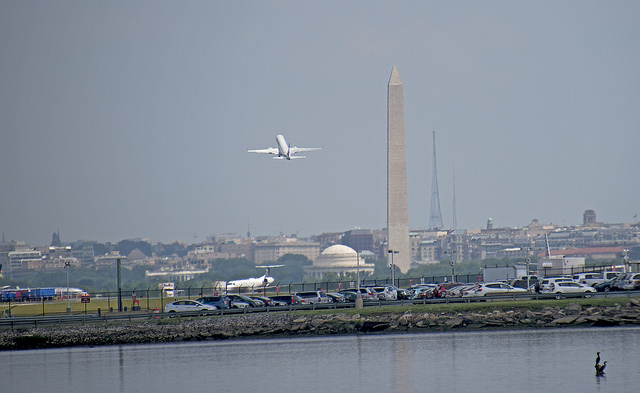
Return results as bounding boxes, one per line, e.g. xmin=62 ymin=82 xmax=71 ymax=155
xmin=2 ymin=1 xmax=639 ymax=246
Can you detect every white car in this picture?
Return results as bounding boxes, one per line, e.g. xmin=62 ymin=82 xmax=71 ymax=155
xmin=538 ymin=277 xmax=573 ymax=292
xmin=164 ymin=300 xmax=217 ymax=315
xmin=543 ymin=281 xmax=596 ymax=299
xmin=621 ymin=273 xmax=640 ymax=290
xmin=463 ymin=282 xmax=528 ymax=297
xmin=368 ymin=286 xmax=397 ymax=300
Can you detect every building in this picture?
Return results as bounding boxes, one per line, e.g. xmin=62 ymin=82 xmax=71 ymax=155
xmin=8 ymin=249 xmax=43 ymax=272
xmin=304 ymin=244 xmax=375 ymax=279
xmin=584 ymin=210 xmax=597 ymax=226
xmin=387 ymin=65 xmax=411 ymax=273
xmin=341 ymin=229 xmax=374 ymax=253
xmin=538 ymin=256 xmax=585 ymax=277
xmin=253 ymin=238 xmax=320 ymax=265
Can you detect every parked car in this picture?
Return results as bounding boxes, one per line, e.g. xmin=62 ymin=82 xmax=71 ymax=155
xmin=249 ymin=296 xmax=280 ymax=306
xmin=294 ymin=290 xmax=331 ymax=304
xmin=538 ymin=277 xmax=573 ymax=292
xmin=447 ymin=284 xmax=478 ymax=297
xmin=408 ymin=285 xmax=437 ymax=299
xmin=196 ymin=295 xmax=231 ymax=309
xmin=270 ymin=294 xmax=303 ymax=305
xmin=164 ymin=300 xmax=217 ymax=315
xmin=543 ymin=281 xmax=596 ymax=299
xmin=621 ymin=273 xmax=640 ymax=290
xmin=391 ymin=286 xmax=410 ymax=300
xmin=340 ymin=291 xmax=359 ymax=302
xmin=463 ymin=282 xmax=527 ymax=297
xmin=572 ymin=273 xmax=606 ymax=287
xmin=341 ymin=288 xmax=378 ymax=301
xmin=247 ymin=296 xmax=268 ymax=306
xmin=326 ymin=292 xmax=347 ymax=303
xmin=410 ymin=286 xmax=438 ymax=299
xmin=593 ymin=279 xmax=615 ymax=292
xmin=510 ymin=276 xmax=539 ymax=289
xmin=368 ymin=286 xmax=397 ymax=300
xmin=611 ymin=273 xmax=633 ymax=290
xmin=227 ymin=294 xmax=261 ymax=308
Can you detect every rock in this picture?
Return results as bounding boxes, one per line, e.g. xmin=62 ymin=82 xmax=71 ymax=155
xmin=444 ymin=318 xmax=464 ymax=328
xmin=563 ymin=304 xmax=582 ymax=314
xmin=551 ymin=315 xmax=580 ymax=324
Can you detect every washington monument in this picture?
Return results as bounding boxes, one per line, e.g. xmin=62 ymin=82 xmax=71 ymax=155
xmin=387 ymin=65 xmax=411 ymax=273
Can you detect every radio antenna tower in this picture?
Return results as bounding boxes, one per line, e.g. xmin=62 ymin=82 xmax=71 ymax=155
xmin=452 ymin=165 xmax=457 ymax=230
xmin=429 ymin=131 xmax=444 ymax=229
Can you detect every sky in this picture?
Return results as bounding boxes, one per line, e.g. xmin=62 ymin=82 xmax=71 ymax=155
xmin=1 ymin=1 xmax=639 ymax=246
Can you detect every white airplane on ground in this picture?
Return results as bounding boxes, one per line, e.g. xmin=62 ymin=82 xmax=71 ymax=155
xmin=248 ymin=134 xmax=321 ymax=160
xmin=225 ymin=265 xmax=284 ymax=290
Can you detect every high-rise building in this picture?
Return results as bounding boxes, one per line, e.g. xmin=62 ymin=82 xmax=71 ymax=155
xmin=387 ymin=65 xmax=411 ymax=273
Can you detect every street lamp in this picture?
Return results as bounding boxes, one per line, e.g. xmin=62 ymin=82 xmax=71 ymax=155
xmin=356 ymin=250 xmax=360 ymax=293
xmin=65 ymin=261 xmax=71 ymax=314
xmin=388 ymin=249 xmax=398 ymax=286
xmin=444 ymin=250 xmax=457 ymax=283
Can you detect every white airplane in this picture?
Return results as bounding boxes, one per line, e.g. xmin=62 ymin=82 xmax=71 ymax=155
xmin=226 ymin=265 xmax=284 ymax=290
xmin=248 ymin=134 xmax=321 ymax=160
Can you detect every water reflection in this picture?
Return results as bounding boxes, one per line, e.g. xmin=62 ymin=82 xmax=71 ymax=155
xmin=391 ymin=337 xmax=410 ymax=393
xmin=1 ymin=327 xmax=639 ymax=393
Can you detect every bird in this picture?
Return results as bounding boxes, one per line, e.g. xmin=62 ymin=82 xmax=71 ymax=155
xmin=595 ymin=361 xmax=607 ymax=376
xmin=595 ymin=351 xmax=600 ymax=366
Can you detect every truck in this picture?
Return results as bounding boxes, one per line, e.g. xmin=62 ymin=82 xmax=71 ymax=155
xmin=482 ymin=265 xmax=529 ymax=283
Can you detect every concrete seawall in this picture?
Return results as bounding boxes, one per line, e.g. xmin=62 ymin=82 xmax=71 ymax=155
xmin=2 ymin=299 xmax=639 ymax=351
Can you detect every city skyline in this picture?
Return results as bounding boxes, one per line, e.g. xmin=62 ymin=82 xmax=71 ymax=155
xmin=2 ymin=2 xmax=639 ymax=246
xmin=2 ymin=208 xmax=631 ymax=248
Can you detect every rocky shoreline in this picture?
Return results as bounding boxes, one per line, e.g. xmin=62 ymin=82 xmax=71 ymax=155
xmin=2 ymin=299 xmax=640 ymax=351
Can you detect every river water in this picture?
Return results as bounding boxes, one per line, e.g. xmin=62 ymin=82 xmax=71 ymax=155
xmin=2 ymin=327 xmax=638 ymax=392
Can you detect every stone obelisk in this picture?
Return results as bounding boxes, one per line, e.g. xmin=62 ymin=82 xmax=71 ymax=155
xmin=387 ymin=65 xmax=411 ymax=273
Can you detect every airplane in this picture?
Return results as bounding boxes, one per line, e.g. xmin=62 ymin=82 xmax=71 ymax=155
xmin=247 ymin=134 xmax=321 ymax=160
xmin=225 ymin=265 xmax=284 ymax=291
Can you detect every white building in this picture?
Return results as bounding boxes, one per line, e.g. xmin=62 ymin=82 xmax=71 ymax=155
xmin=304 ymin=245 xmax=375 ymax=279
xmin=538 ymin=256 xmax=585 ymax=277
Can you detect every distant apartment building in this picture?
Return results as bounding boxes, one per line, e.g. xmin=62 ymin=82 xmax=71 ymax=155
xmin=71 ymin=241 xmax=96 ymax=266
xmin=312 ymin=232 xmax=343 ymax=249
xmin=94 ymin=251 xmax=127 ymax=267
xmin=341 ymin=229 xmax=374 ymax=253
xmin=253 ymin=238 xmax=320 ymax=265
xmin=8 ymin=249 xmax=43 ymax=272
xmin=187 ymin=239 xmax=253 ymax=265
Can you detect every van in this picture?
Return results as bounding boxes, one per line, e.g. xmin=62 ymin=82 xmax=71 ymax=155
xmin=572 ymin=273 xmax=605 ymax=287
xmin=294 ymin=290 xmax=331 ymax=304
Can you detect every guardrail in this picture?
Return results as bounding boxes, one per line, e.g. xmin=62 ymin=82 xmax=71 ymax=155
xmin=2 ymin=290 xmax=638 ymax=330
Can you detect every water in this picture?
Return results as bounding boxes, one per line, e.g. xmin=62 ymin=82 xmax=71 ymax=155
xmin=2 ymin=327 xmax=638 ymax=392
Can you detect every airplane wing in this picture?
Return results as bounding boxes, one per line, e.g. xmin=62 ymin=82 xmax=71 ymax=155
xmin=247 ymin=147 xmax=279 ymax=155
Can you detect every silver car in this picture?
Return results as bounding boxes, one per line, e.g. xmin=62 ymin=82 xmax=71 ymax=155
xmin=164 ymin=300 xmax=217 ymax=315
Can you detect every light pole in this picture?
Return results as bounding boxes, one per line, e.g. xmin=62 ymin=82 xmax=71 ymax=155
xmin=444 ymin=250 xmax=456 ymax=282
xmin=65 ymin=261 xmax=71 ymax=314
xmin=356 ymin=251 xmax=360 ymax=293
xmin=388 ymin=249 xmax=398 ymax=287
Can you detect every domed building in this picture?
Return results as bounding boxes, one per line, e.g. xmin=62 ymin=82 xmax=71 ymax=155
xmin=304 ymin=244 xmax=375 ymax=279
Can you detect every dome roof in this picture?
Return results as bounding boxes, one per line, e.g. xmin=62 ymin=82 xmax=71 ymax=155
xmin=321 ymin=244 xmax=357 ymax=256
xmin=307 ymin=244 xmax=375 ymax=274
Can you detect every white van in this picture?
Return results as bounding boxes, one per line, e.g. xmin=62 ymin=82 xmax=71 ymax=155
xmin=572 ymin=273 xmax=605 ymax=287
